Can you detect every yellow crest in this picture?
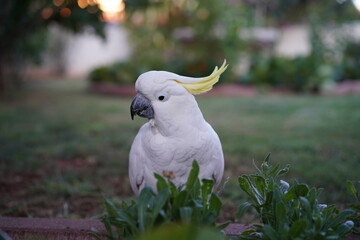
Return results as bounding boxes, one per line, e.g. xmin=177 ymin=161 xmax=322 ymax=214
xmin=175 ymin=60 xmax=228 ymax=95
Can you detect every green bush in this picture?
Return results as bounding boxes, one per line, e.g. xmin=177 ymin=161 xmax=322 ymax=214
xmin=335 ymin=40 xmax=360 ymax=82
xmin=92 ymin=157 xmax=358 ymax=240
xmin=90 ymin=161 xmax=225 ymax=240
xmin=242 ymin=55 xmax=333 ymax=92
xmin=347 ymin=181 xmax=360 ymax=234
xmin=238 ymin=154 xmax=355 ymax=240
xmin=88 ymin=59 xmax=226 ymax=85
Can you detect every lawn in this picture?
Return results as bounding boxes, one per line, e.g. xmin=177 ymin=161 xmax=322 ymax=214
xmin=1 ymin=79 xmax=359 ymax=221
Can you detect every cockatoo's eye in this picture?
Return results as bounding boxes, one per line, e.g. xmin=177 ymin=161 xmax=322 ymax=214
xmin=156 ymin=91 xmax=169 ymax=102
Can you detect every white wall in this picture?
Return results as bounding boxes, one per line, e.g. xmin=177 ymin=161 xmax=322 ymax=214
xmin=275 ymin=25 xmax=311 ymax=57
xmin=63 ymin=23 xmax=131 ymax=77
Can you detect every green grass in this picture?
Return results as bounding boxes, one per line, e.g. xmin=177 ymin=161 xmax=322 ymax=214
xmin=0 ymin=79 xmax=359 ymax=219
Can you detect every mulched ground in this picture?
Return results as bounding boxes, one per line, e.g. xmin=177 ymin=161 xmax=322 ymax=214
xmin=0 ymin=156 xmax=133 ymax=219
xmin=1 ymin=154 xmax=238 ymax=222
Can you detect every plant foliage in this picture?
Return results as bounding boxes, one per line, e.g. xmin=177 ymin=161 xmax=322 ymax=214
xmin=237 ymin=154 xmax=355 ymax=240
xmin=91 ymin=156 xmax=359 ymax=240
xmin=90 ymin=161 xmax=225 ymax=240
xmin=242 ymin=55 xmax=333 ymax=92
xmin=346 ymin=181 xmax=360 ymax=234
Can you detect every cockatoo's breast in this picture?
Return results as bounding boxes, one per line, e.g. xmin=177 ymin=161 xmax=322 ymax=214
xmin=138 ymin=119 xmax=222 ymax=186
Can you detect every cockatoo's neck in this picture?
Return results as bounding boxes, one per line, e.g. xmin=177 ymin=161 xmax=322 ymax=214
xmin=151 ymin=95 xmax=207 ymax=137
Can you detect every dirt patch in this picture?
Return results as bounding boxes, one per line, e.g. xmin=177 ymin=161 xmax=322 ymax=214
xmin=325 ymin=80 xmax=360 ymax=96
xmin=0 ymin=156 xmax=133 ymax=219
xmin=54 ymin=156 xmax=102 ymax=171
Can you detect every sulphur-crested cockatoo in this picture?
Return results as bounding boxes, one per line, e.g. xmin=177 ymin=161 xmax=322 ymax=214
xmin=129 ymin=61 xmax=227 ymax=195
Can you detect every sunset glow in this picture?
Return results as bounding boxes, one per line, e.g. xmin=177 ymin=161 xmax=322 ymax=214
xmin=77 ymin=0 xmax=125 ymax=22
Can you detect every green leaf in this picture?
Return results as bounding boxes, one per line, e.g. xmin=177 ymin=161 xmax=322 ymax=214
xmin=154 ymin=173 xmax=168 ymax=192
xmin=138 ymin=187 xmax=154 ymax=232
xmin=101 ymin=215 xmax=115 ymax=240
xmin=285 ymin=184 xmax=309 ymax=201
xmin=264 ymin=152 xmax=271 ymax=163
xmin=276 ymin=165 xmax=290 ymax=177
xmin=261 ymin=160 xmax=270 ymax=173
xmin=190 ymin=178 xmax=201 ymax=198
xmin=173 ymin=190 xmax=189 ymax=212
xmin=216 ymin=221 xmax=230 ymax=230
xmin=307 ymin=188 xmax=319 ymax=206
xmin=347 ymin=181 xmax=359 ymax=201
xmin=275 ymin=202 xmax=287 ymax=228
xmin=253 ymin=175 xmax=266 ymax=198
xmin=201 ymin=179 xmax=214 ymax=206
xmin=116 ymin=211 xmax=138 ymax=234
xmin=152 ymin=189 xmax=170 ymax=218
xmin=268 ymin=163 xmax=280 ymax=177
xmin=209 ymin=193 xmax=222 ymax=215
xmin=262 ymin=224 xmax=278 ymax=240
xmin=238 ymin=176 xmax=265 ymax=206
xmin=168 ymin=181 xmax=179 ymax=197
xmin=179 ymin=207 xmax=193 ymax=222
xmin=236 ymin=202 xmax=252 ymax=220
xmin=323 ymin=209 xmax=355 ymax=230
xmin=289 ymin=220 xmax=307 ymax=238
xmin=299 ymin=197 xmax=311 ymax=216
xmin=295 ymin=184 xmax=309 ymax=196
xmin=264 ymin=191 xmax=274 ymax=206
xmin=335 ymin=220 xmax=354 ymax=237
xmin=186 ymin=160 xmax=199 ymax=191
xmin=103 ymin=197 xmax=120 ymax=218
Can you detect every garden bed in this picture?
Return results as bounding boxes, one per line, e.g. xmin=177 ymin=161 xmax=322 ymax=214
xmin=0 ymin=217 xmax=249 ymax=239
xmin=0 ymin=217 xmax=358 ymax=239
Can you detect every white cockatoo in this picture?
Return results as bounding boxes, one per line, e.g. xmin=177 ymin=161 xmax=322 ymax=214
xmin=129 ymin=61 xmax=227 ymax=195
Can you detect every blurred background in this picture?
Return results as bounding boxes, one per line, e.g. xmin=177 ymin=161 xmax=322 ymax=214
xmin=0 ymin=0 xmax=359 ymax=221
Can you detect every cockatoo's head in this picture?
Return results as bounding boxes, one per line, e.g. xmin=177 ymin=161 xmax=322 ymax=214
xmin=130 ymin=60 xmax=227 ymax=121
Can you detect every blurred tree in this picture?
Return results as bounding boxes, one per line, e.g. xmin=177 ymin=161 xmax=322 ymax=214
xmin=0 ymin=0 xmax=105 ymax=95
xmin=121 ymin=0 xmax=249 ymax=82
xmin=242 ymin=0 xmax=358 ymax=26
xmin=119 ymin=0 xmax=358 ymax=83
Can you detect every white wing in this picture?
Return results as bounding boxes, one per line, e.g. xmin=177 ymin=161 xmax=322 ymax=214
xmin=198 ymin=123 xmax=224 ymax=188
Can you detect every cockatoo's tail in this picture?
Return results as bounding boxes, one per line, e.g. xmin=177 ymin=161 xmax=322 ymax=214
xmin=129 ymin=60 xmax=227 ymax=195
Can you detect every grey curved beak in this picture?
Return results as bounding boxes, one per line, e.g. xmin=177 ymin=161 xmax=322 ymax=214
xmin=130 ymin=93 xmax=154 ymax=120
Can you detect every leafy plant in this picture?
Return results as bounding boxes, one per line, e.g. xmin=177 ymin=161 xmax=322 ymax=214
xmin=90 ymin=161 xmax=225 ymax=240
xmin=242 ymin=55 xmax=333 ymax=93
xmin=237 ymin=154 xmax=355 ymax=240
xmin=336 ymin=40 xmax=360 ymax=82
xmin=346 ymin=181 xmax=360 ymax=234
